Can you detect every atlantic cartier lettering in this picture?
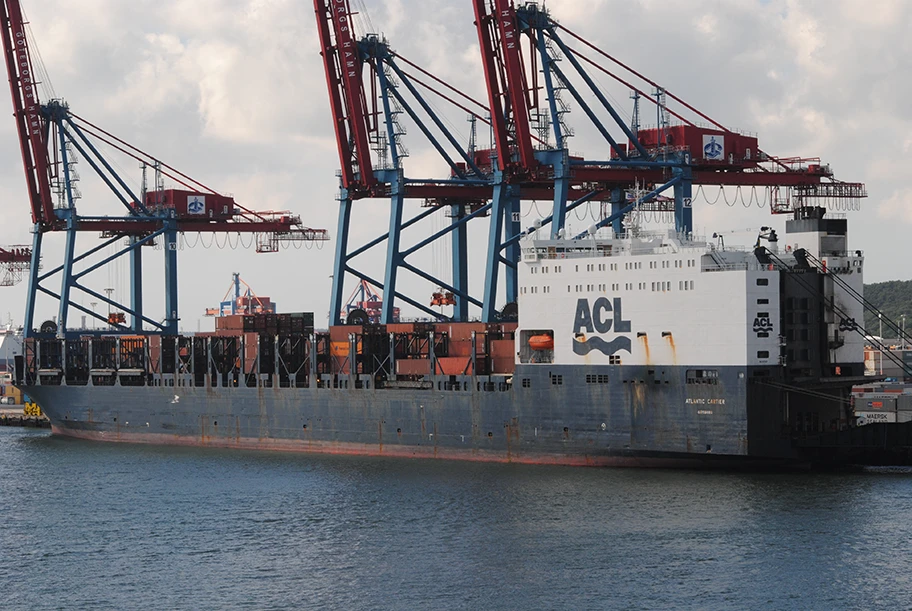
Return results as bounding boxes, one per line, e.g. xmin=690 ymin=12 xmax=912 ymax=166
xmin=572 ymin=298 xmax=633 ymax=356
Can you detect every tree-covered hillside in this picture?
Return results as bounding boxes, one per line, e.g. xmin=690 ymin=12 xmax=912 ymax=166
xmin=864 ymin=280 xmax=912 ymax=336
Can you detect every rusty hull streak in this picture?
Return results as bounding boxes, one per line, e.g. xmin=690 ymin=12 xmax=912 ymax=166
xmin=665 ymin=333 xmax=678 ymax=366
xmin=49 ymin=424 xmax=724 ymax=468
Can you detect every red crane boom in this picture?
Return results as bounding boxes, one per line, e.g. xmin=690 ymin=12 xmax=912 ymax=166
xmin=0 ymin=0 xmax=54 ymax=228
xmin=314 ymin=0 xmax=375 ymax=195
xmin=472 ymin=0 xmax=536 ymax=174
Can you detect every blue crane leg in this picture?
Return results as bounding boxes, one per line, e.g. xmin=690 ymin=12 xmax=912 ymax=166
xmin=611 ymin=188 xmax=625 ymax=236
xmin=381 ymin=170 xmax=405 ymax=324
xmin=56 ymin=216 xmax=77 ymax=337
xmin=451 ymin=204 xmax=469 ymax=322
xmin=674 ymin=166 xmax=694 ymax=235
xmin=545 ymin=150 xmax=571 ymax=238
xmin=482 ymin=180 xmax=508 ymax=323
xmin=330 ymin=195 xmax=353 ymax=326
xmin=163 ymin=223 xmax=179 ymax=335
xmin=505 ymin=190 xmax=520 ymax=304
xmin=23 ymin=226 xmax=42 ymax=338
xmin=130 ymin=236 xmax=143 ymax=333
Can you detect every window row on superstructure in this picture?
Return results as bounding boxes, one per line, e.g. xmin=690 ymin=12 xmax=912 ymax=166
xmin=516 ymin=280 xmax=702 ymax=293
xmin=520 ymin=286 xmax=552 ymax=295
xmin=528 ymin=258 xmax=699 ymax=274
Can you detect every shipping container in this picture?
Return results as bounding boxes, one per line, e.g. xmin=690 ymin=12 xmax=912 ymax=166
xmin=396 ymin=358 xmax=430 ymax=376
xmin=435 ymin=356 xmax=473 ymax=376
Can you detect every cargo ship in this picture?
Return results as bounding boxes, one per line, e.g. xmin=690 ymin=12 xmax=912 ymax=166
xmin=9 ymin=0 xmax=910 ymax=467
xmin=17 ymin=206 xmax=888 ymax=467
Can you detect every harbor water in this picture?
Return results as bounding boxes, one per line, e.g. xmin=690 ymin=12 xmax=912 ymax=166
xmin=2 ymin=427 xmax=912 ymax=610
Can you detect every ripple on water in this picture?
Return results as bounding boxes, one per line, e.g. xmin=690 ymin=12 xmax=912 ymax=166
xmin=2 ymin=428 xmax=912 ymax=610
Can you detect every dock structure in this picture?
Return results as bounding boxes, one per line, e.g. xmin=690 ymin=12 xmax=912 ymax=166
xmin=0 ymin=408 xmax=50 ymax=428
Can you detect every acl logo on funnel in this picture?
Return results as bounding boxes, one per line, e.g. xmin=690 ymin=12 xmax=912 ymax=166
xmin=572 ymin=297 xmax=632 ymax=356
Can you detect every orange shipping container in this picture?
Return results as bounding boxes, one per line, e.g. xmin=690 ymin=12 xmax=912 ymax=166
xmin=330 ymin=341 xmax=349 ymax=357
xmin=435 ymin=356 xmax=473 ymax=376
xmin=330 ymin=325 xmax=362 ymax=341
xmin=490 ymin=339 xmax=516 ymax=359
xmin=490 ymin=357 xmax=516 ymax=374
xmin=397 ymin=359 xmax=430 ymax=376
xmin=447 ymin=339 xmax=473 ymax=357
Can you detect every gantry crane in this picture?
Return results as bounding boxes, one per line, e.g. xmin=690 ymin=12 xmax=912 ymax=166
xmin=471 ymin=0 xmax=866 ymax=317
xmin=316 ymin=0 xmax=502 ymax=324
xmin=315 ymin=0 xmax=865 ymax=323
xmin=1 ymin=0 xmax=328 ymax=338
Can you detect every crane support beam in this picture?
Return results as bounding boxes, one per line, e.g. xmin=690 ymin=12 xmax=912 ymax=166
xmin=22 ymin=226 xmax=41 ymax=336
xmin=482 ymin=178 xmax=509 ymax=323
xmin=499 ymin=189 xmax=605 ymax=251
xmin=535 ymin=24 xmax=565 ymax=151
xmin=450 ymin=204 xmax=469 ymax=321
xmin=573 ymin=176 xmax=683 ymax=240
xmin=329 ymin=194 xmax=353 ymax=326
xmin=56 ymin=214 xmax=77 ymax=336
xmin=130 ymin=236 xmax=143 ymax=333
xmin=385 ymin=57 xmax=485 ymax=178
xmin=64 ymin=116 xmax=149 ymax=215
xmin=673 ymin=165 xmax=694 ymax=234
xmin=162 ymin=222 xmax=179 ymax=335
xmin=546 ymin=27 xmax=650 ymax=159
xmin=381 ymin=169 xmax=405 ymax=324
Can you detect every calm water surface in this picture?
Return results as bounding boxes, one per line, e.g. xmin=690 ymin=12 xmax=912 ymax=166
xmin=2 ymin=427 xmax=912 ymax=610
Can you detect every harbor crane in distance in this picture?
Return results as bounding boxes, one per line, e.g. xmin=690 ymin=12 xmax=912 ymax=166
xmin=0 ymin=245 xmax=31 ymax=286
xmin=204 ymin=273 xmax=276 ymax=317
xmin=0 ymin=0 xmax=328 ymax=339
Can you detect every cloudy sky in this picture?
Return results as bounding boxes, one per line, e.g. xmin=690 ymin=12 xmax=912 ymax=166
xmin=0 ymin=0 xmax=908 ymax=329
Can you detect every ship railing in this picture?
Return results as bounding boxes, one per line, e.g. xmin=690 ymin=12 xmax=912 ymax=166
xmin=702 ymin=261 xmax=775 ymax=272
xmin=523 ymin=236 xmax=716 ymax=261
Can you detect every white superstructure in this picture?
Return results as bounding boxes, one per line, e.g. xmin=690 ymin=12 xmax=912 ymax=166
xmin=0 ymin=323 xmax=22 ymax=371
xmin=516 ymin=214 xmax=864 ymax=376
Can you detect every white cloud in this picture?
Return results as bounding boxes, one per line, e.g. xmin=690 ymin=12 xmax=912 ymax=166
xmin=876 ymin=190 xmax=912 ymax=225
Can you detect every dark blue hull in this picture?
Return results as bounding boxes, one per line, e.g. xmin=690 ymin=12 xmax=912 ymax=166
xmin=20 ymin=364 xmax=816 ymax=466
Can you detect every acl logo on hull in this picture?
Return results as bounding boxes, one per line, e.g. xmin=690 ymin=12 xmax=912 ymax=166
xmin=572 ymin=297 xmax=632 ymax=356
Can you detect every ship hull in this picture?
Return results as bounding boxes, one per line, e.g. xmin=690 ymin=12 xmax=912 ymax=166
xmin=20 ymin=364 xmax=807 ymax=467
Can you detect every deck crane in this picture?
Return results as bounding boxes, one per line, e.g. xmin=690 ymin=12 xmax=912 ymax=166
xmin=1 ymin=0 xmax=328 ymax=338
